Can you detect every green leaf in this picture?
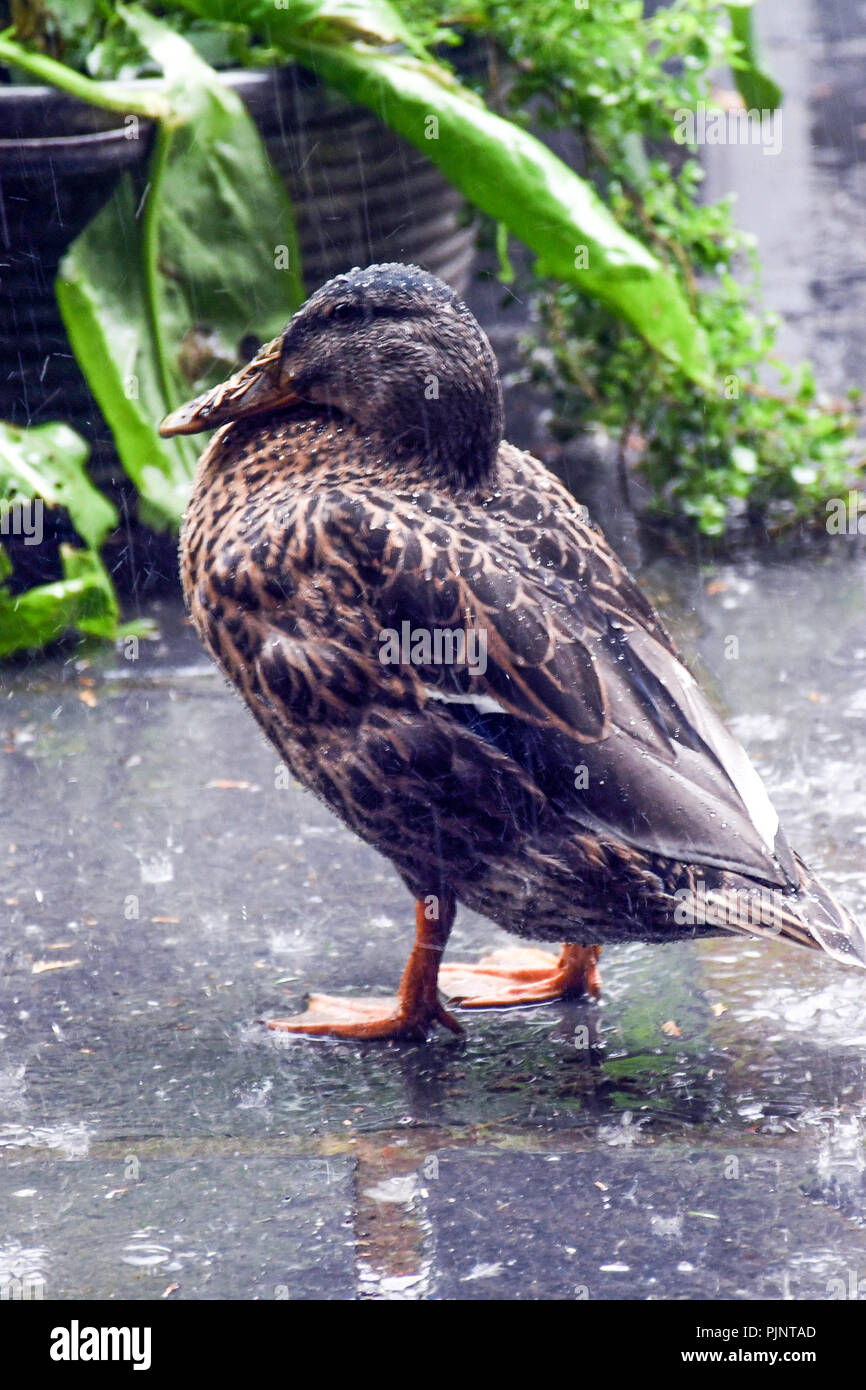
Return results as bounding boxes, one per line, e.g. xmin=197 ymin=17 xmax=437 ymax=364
xmin=58 ymin=545 xmax=120 ymax=638
xmin=0 ymin=419 xmax=116 ymax=550
xmin=56 ymin=178 xmax=199 ymax=532
xmin=725 ymin=2 xmax=783 ymax=112
xmin=15 ymin=6 xmax=304 ymax=530
xmin=285 ymin=40 xmax=713 ymax=381
xmin=166 ymin=0 xmax=429 ymax=56
xmin=121 ymin=3 xmax=303 ymax=352
xmin=0 ymin=545 xmax=119 ymax=659
xmin=0 ymin=421 xmax=122 ymax=658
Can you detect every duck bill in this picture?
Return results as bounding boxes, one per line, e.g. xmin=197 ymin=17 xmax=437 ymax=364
xmin=159 ymin=344 xmax=298 ymax=438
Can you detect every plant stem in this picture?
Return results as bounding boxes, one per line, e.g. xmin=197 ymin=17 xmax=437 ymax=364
xmin=139 ymin=123 xmax=178 ymax=414
xmin=0 ymin=32 xmax=175 ymax=122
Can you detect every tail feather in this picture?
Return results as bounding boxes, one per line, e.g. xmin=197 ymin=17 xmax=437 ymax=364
xmin=698 ymin=855 xmax=866 ymax=969
xmin=788 ymin=854 xmax=866 ymax=969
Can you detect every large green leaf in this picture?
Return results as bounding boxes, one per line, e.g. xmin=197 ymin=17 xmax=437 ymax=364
xmin=2 ymin=8 xmax=303 ymax=531
xmin=117 ymin=4 xmax=304 ymax=348
xmin=0 ymin=420 xmax=116 ymax=550
xmin=56 ymin=178 xmax=199 ymax=532
xmin=725 ymin=2 xmax=783 ymax=112
xmin=167 ymin=0 xmax=712 ymax=381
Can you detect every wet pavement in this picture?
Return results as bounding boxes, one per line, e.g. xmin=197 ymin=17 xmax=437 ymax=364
xmin=0 ymin=1155 xmax=356 ymax=1301
xmin=2 ymin=0 xmax=866 ymax=1301
xmin=3 ymin=543 xmax=866 ymax=1300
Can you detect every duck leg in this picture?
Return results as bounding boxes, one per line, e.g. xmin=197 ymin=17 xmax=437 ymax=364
xmin=264 ymin=897 xmax=463 ymax=1040
xmin=440 ymin=943 xmax=601 ymax=1008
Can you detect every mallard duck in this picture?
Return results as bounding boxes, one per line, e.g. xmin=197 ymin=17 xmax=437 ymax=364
xmin=160 ymin=262 xmax=865 ymax=1041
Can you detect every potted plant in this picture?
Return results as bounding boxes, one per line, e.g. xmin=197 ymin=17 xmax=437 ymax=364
xmin=0 ymin=9 xmax=482 ymax=500
xmin=2 ymin=0 xmax=853 ymax=656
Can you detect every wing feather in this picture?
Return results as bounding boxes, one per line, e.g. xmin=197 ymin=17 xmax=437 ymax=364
xmin=318 ymin=478 xmax=795 ymax=889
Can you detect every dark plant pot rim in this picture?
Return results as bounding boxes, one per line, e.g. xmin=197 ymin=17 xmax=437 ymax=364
xmin=0 ymin=66 xmax=335 ymax=172
xmin=0 ymin=62 xmax=362 ymax=128
xmin=0 ymin=40 xmax=482 ymax=137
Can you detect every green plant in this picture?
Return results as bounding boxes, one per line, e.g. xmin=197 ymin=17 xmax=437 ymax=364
xmin=0 ymin=0 xmax=717 ymax=654
xmin=0 ymin=421 xmax=122 ymax=655
xmin=0 ymin=0 xmax=857 ymax=659
xmin=480 ymin=0 xmax=861 ymax=536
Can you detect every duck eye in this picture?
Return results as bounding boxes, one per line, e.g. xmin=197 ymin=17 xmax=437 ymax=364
xmin=331 ymin=302 xmax=355 ymax=323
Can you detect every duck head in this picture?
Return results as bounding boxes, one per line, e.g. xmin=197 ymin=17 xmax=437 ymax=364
xmin=159 ymin=263 xmax=505 ymax=486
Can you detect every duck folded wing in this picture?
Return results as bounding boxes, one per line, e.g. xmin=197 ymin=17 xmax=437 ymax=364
xmin=316 ymin=492 xmax=797 ymax=891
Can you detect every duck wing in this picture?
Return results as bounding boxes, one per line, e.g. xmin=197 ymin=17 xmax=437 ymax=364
xmin=316 ymin=476 xmax=796 ymax=892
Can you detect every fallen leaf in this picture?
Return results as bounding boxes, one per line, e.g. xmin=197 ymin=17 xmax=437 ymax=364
xmin=705 ymin=579 xmax=728 ymax=595
xmin=78 ymin=690 xmax=98 ymax=708
xmin=206 ymin=779 xmax=252 ymax=790
xmin=710 ymin=1002 xmax=728 ymax=1017
xmin=32 ymin=959 xmax=81 ymax=974
xmin=661 ymin=1019 xmax=682 ymax=1037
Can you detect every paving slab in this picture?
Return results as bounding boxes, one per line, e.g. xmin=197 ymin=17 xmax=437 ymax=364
xmin=419 ymin=1148 xmax=866 ymax=1301
xmin=0 ymin=1156 xmax=355 ymax=1300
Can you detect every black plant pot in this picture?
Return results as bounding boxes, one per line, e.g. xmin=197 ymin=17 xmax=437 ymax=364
xmin=0 ymin=63 xmax=478 ymax=574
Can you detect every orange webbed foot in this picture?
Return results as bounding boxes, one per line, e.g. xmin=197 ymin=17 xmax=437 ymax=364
xmin=440 ymin=943 xmax=601 ymax=1008
xmin=262 ymin=898 xmax=462 ymax=1041
xmin=265 ymin=991 xmax=461 ymax=1041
